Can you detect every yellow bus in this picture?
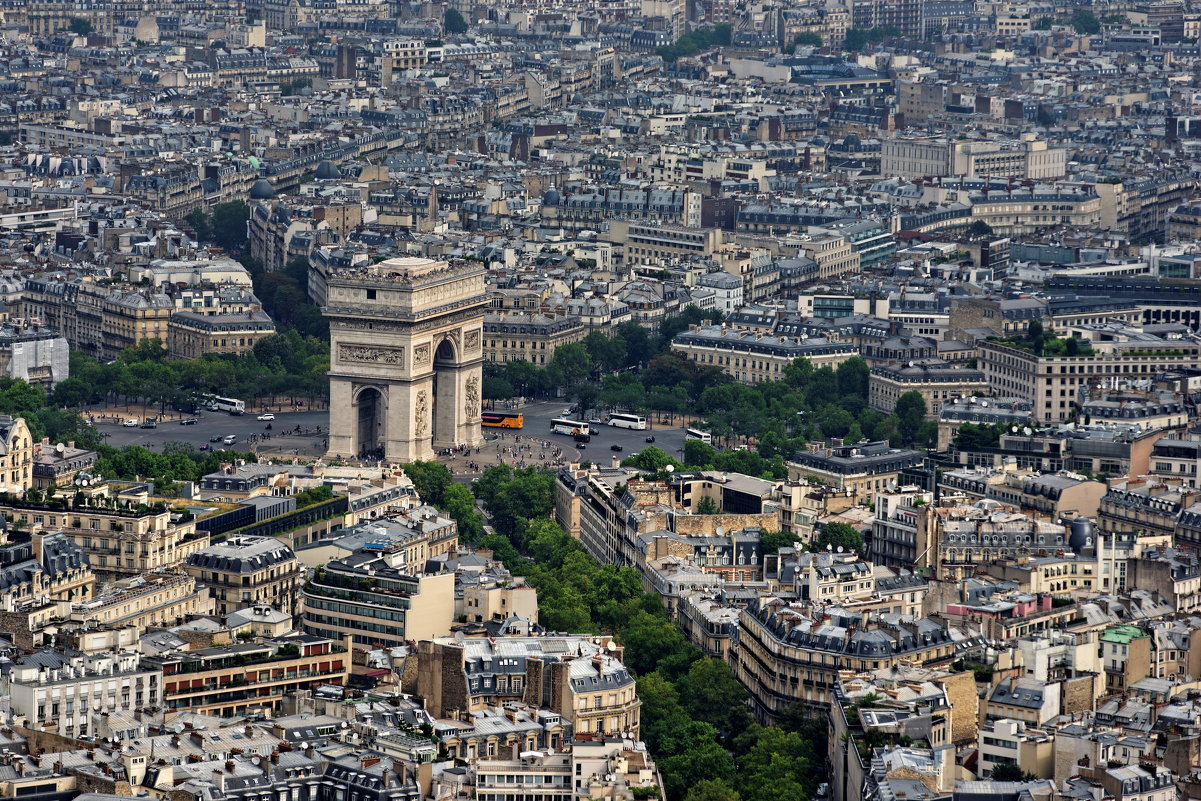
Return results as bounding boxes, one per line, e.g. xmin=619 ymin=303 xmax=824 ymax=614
xmin=482 ymin=411 xmax=525 ymax=429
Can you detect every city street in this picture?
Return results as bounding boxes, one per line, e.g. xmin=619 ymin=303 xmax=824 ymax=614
xmin=93 ymin=399 xmax=698 ymax=470
xmin=96 ymin=410 xmax=328 ymax=454
xmin=505 ymin=399 xmax=692 ymax=464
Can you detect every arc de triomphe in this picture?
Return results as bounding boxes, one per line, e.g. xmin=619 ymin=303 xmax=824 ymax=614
xmin=323 ymin=257 xmax=485 ymax=462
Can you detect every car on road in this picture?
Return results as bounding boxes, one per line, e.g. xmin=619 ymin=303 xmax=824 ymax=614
xmin=645 ymin=435 xmax=655 ymax=443
xmin=209 ymin=434 xmax=223 ymax=442
xmin=140 ymin=417 xmax=157 ymax=429
xmin=199 ymin=443 xmax=210 ymax=451
xmin=610 ymin=444 xmax=623 ymax=452
xmin=179 ymin=418 xmax=198 ymax=425
xmin=588 ymin=418 xmax=602 ymax=426
xmin=577 ymin=444 xmax=586 ymax=450
xmin=122 ymin=418 xmax=139 ymax=427
xmin=222 ymin=435 xmax=237 ymax=446
xmin=257 ymin=413 xmax=275 ymax=421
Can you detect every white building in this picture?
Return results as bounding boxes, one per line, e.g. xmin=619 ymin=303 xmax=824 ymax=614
xmin=4 ymin=649 xmax=161 ymax=736
xmin=695 ymin=271 xmax=744 ymax=314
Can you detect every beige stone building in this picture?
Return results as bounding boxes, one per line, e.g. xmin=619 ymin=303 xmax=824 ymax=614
xmin=869 ymin=361 xmax=990 ymax=418
xmin=417 ymin=636 xmax=642 ymax=738
xmin=463 ymin=581 xmax=540 ymax=626
xmin=483 ymin=312 xmax=586 ymax=365
xmin=0 ymin=493 xmax=211 ymax=581
xmin=881 ymin=134 xmax=1066 ymax=180
xmin=184 ymin=535 xmax=306 ymax=617
xmin=798 ymin=232 xmax=859 ymax=280
xmin=979 ymin=337 xmax=1201 ymax=423
xmin=69 ymin=572 xmax=212 ymax=630
xmin=0 ymin=415 xmax=34 ymax=494
xmin=672 ymin=324 xmax=856 ymax=384
xmin=607 ymin=220 xmax=723 ymax=264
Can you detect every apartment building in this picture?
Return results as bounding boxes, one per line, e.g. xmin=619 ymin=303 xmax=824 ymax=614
xmin=1149 ymin=439 xmax=1201 ymax=488
xmin=148 ymin=634 xmax=350 ymax=716
xmin=787 ymin=440 xmax=926 ymax=501
xmin=184 ymin=535 xmax=307 ymax=617
xmin=798 ymin=232 xmax=860 ymax=280
xmin=733 ymin=601 xmax=961 ymax=720
xmin=417 ymin=636 xmax=641 ymax=739
xmin=475 ymin=740 xmax=662 ymax=801
xmin=0 ymin=494 xmax=211 ymax=581
xmin=978 ymin=337 xmax=1201 ymax=423
xmin=1099 ymin=480 xmax=1199 ymax=538
xmin=5 ymin=649 xmax=161 ymax=736
xmin=69 ymin=572 xmax=212 ymax=631
xmin=300 ymin=517 xmax=457 ymax=650
xmin=978 ymin=719 xmax=1055 ymax=779
xmin=0 ymin=415 xmax=34 ymax=494
xmin=483 ymin=312 xmax=587 ymax=365
xmin=607 ymin=220 xmax=723 ymax=264
xmin=881 ymin=135 xmax=1066 ymax=180
xmin=868 ymin=360 xmax=989 ymax=418
xmin=671 ymin=324 xmax=857 ymax=384
xmin=167 ymin=309 xmax=276 ymax=360
xmin=0 ymin=531 xmax=93 ymax=607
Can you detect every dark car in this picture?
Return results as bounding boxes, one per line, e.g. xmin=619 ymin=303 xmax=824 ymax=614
xmin=179 ymin=418 xmax=198 ymax=425
xmin=209 ymin=434 xmax=222 ymax=442
xmin=573 ymin=433 xmax=591 ymax=443
xmin=577 ymin=444 xmax=586 ymax=450
xmin=610 ymin=444 xmax=623 ymax=452
xmin=645 ymin=435 xmax=655 ymax=443
xmin=140 ymin=418 xmax=158 ymax=429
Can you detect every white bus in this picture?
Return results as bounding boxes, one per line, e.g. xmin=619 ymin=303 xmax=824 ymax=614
xmin=685 ymin=428 xmax=712 ymax=444
xmin=205 ymin=394 xmax=246 ymax=415
xmin=608 ymin=413 xmax=647 ymax=430
xmin=551 ymin=418 xmax=590 ymax=436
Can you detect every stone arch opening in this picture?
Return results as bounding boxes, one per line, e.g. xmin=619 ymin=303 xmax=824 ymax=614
xmin=432 ymin=338 xmax=459 ymax=447
xmin=356 ymin=386 xmax=385 ymax=458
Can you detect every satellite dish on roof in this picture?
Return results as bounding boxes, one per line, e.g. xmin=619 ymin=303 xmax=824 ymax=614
xmin=56 ymin=442 xmax=65 ymax=453
xmin=836 ymin=546 xmax=844 ymax=553
xmin=715 ymin=526 xmax=725 ymax=535
xmin=1023 ymin=427 xmax=1033 ymax=436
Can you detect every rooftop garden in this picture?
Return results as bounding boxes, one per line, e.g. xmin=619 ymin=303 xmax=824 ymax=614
xmin=990 ymin=321 xmax=1094 ymax=357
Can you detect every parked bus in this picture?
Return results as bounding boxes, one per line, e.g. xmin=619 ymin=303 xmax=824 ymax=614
xmin=607 ymin=412 xmax=647 ymax=430
xmin=685 ymin=428 xmax=712 ymax=444
xmin=551 ymin=418 xmax=590 ymax=436
xmin=481 ymin=411 xmax=525 ymax=429
xmin=203 ymin=394 xmax=246 ymax=415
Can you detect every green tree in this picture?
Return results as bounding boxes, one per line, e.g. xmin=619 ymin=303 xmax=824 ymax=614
xmin=990 ymin=763 xmax=1038 ymax=782
xmin=184 ymin=208 xmax=211 ymax=242
xmin=695 ymin=496 xmax=719 ymax=515
xmin=441 ymin=482 xmax=483 ymax=541
xmin=68 ymin=17 xmax=93 ymax=35
xmin=793 ymin=32 xmax=823 ymax=47
xmin=403 ymin=460 xmax=454 ymax=507
xmin=895 ymin=390 xmax=927 ymax=447
xmin=684 ymin=438 xmax=717 ymax=468
xmin=444 ymin=8 xmax=468 ymax=33
xmin=845 ymin=28 xmax=869 ymax=50
xmin=675 ymin=657 xmax=751 ymax=737
xmin=814 ymin=522 xmax=865 ymax=556
xmin=685 ymin=781 xmax=742 ymax=801
xmin=835 ymin=357 xmax=869 ymax=401
xmin=759 ymin=530 xmax=799 ymax=555
xmin=51 ymin=377 xmax=94 ymax=408
xmin=967 ymin=220 xmax=994 ymax=237
xmin=210 ymin=201 xmax=251 ymax=253
xmin=1071 ymin=9 xmax=1100 ymax=34
xmin=1036 ymin=106 xmax=1056 ymax=127
xmin=623 ymin=446 xmax=681 ymax=472
xmin=1033 ymin=16 xmax=1053 ymax=29
xmin=549 ymin=342 xmax=592 ymax=387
